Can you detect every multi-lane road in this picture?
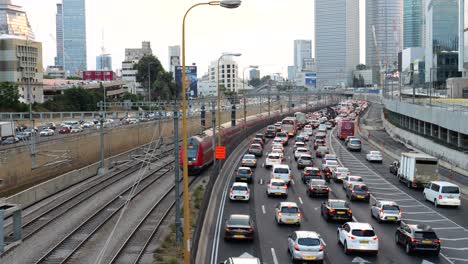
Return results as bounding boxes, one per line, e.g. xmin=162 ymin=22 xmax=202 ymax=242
xmin=204 ymin=109 xmax=468 ymax=264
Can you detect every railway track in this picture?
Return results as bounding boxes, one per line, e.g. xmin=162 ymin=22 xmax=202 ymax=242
xmin=32 ymin=157 xmax=175 ymax=264
xmin=107 ymin=175 xmax=198 ymax=264
xmin=1 ymin=142 xmax=174 ymax=256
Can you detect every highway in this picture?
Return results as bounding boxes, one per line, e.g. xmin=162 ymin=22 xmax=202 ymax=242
xmin=205 ymin=107 xmax=468 ymax=264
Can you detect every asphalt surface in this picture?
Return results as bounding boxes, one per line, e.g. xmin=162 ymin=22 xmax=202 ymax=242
xmin=207 ymin=112 xmax=468 ymax=264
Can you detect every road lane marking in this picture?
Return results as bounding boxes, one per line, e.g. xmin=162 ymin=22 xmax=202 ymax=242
xmin=291 ymin=179 xmax=295 ymax=185
xmin=442 ymin=247 xmax=468 ymax=251
xmin=398 ymin=205 xmax=425 ymax=208
xmin=393 ymin=198 xmax=415 ymax=201
xmin=271 ymin=248 xmax=279 ymax=264
xmin=432 ymin=227 xmax=465 ymax=230
xmin=260 ymin=179 xmax=263 ymax=185
xmin=262 ymin=205 xmax=266 ymax=214
xmin=446 ymin=257 xmax=468 ymax=262
xmin=352 ymin=216 xmax=357 ymax=222
xmin=403 ymin=219 xmax=446 ymax=222
xmin=403 ymin=211 xmax=434 ymax=215
xmin=371 ymin=192 xmax=404 ymax=195
xmin=440 ymin=237 xmax=468 ymax=241
xmin=369 ymin=186 xmax=400 ymax=190
xmin=298 ymin=197 xmax=303 ymax=204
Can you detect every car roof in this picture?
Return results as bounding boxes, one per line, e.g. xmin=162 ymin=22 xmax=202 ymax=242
xmin=406 ymin=223 xmax=435 ymax=232
xmin=336 ymin=167 xmax=349 ymax=170
xmin=243 ymin=154 xmax=255 ymax=158
xmin=250 ymin=143 xmax=261 ymax=147
xmin=273 ymin=164 xmax=290 ymax=169
xmin=229 ymin=214 xmax=250 ymax=221
xmin=348 ymin=175 xmax=362 ymax=179
xmin=297 ymin=147 xmax=308 ymax=151
xmin=238 ymin=166 xmax=251 ymax=170
xmin=280 ymin=202 xmax=298 ymax=207
xmin=328 ymin=199 xmax=347 ymax=203
xmin=348 ymin=222 xmax=373 ymax=230
xmin=232 ymin=182 xmax=248 ymax=187
xmin=430 ymin=181 xmax=459 ymax=187
xmin=270 ymin=178 xmax=285 ymax=183
xmin=299 ymin=154 xmax=312 ymax=158
xmin=295 ymin=142 xmax=305 ymax=145
xmin=304 ymin=167 xmax=320 ymax=171
xmin=295 ymin=231 xmax=320 ymax=239
xmin=378 ymin=200 xmax=398 ymax=206
xmin=228 ymin=257 xmax=261 ymax=264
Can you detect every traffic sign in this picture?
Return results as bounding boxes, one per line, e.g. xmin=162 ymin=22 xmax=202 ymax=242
xmin=215 ymin=146 xmax=226 ymax=160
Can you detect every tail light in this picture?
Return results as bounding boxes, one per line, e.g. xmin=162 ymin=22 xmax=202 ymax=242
xmin=373 ymin=237 xmax=379 ymax=241
xmin=434 ymin=239 xmax=441 ymax=243
xmin=278 ymin=212 xmax=283 ymax=217
xmin=319 ymin=244 xmax=324 ymax=251
xmin=348 ymin=235 xmax=356 ymax=240
xmin=246 ymin=190 xmax=250 ymax=195
xmin=379 ymin=209 xmax=384 ymax=214
xmin=297 ymin=212 xmax=302 ymax=218
xmin=282 ymin=186 xmax=288 ymax=189
xmin=398 ymin=210 xmax=402 ymax=216
xmin=352 ymin=190 xmax=355 ymax=193
xmin=248 ymin=228 xmax=254 ymax=232
xmin=348 ymin=209 xmax=352 ymax=214
xmin=365 ymin=191 xmax=370 ymax=194
xmin=325 ymin=187 xmax=329 ymax=191
xmin=271 ymin=174 xmax=275 ymax=178
xmin=230 ymin=190 xmax=233 ymax=195
xmin=225 ymin=227 xmax=232 ymax=231
xmin=411 ymin=238 xmax=420 ymax=243
xmin=294 ymin=243 xmax=300 ymax=251
xmin=328 ymin=209 xmax=335 ymax=213
xmin=438 ymin=195 xmax=442 ymax=200
xmin=304 ymin=172 xmax=310 ymax=176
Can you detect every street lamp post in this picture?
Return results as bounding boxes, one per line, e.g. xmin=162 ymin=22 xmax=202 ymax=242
xmin=242 ymin=65 xmax=258 ymax=126
xmin=181 ymin=1 xmax=241 ymax=263
xmin=217 ymin=53 xmax=241 ymax=147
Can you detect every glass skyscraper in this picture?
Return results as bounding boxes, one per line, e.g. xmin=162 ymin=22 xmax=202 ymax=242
xmin=55 ymin=3 xmax=63 ymax=67
xmin=58 ymin=0 xmax=87 ymax=76
xmin=96 ymin=54 xmax=112 ymax=70
xmin=404 ymin=0 xmax=424 ymax=48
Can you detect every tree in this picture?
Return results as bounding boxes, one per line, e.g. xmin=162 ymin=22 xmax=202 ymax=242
xmin=0 ymin=82 xmax=28 ymax=111
xmin=42 ymin=87 xmax=100 ymax=111
xmin=248 ymin=78 xmax=262 ymax=87
xmin=121 ymin=92 xmax=143 ymax=102
xmin=135 ymin=55 xmax=176 ymax=100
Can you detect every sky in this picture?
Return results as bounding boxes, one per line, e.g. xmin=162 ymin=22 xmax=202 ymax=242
xmin=15 ymin=0 xmax=366 ymax=77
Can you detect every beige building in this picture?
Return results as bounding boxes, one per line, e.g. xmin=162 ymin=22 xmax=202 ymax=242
xmin=0 ymin=35 xmax=44 ymax=103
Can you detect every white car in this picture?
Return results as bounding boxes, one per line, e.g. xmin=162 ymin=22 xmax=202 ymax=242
xmin=332 ymin=167 xmax=350 ymax=182
xmin=272 ymin=164 xmax=292 ymax=185
xmin=266 ymin=179 xmax=288 ymax=197
xmin=299 ymin=132 xmax=309 ymax=141
xmin=294 ymin=147 xmax=309 ymax=160
xmin=271 ymin=143 xmax=284 ymax=152
xmin=82 ymin=122 xmax=94 ymax=128
xmin=229 ymin=182 xmax=250 ymax=201
xmin=272 ymin=137 xmax=283 ymax=146
xmin=366 ymin=151 xmax=383 ymax=163
xmin=293 ymin=141 xmax=306 ymax=151
xmin=342 ymin=175 xmax=364 ymax=190
xmin=322 ymin=154 xmax=337 ymax=162
xmin=337 ymin=222 xmax=379 ymax=254
xmin=40 ymin=129 xmax=54 ymax=137
xmin=70 ymin=126 xmax=83 ymax=133
xmin=241 ymin=154 xmax=257 ymax=168
xmin=270 ymin=149 xmax=284 ymax=159
xmin=275 ymin=202 xmax=301 ymax=225
xmin=265 ymin=153 xmax=282 ymax=169
xmin=304 ymin=126 xmax=314 ymax=136
xmin=321 ymin=160 xmax=339 ymax=171
xmin=287 ymin=231 xmax=324 ymax=262
xmin=423 ymin=181 xmax=461 ymax=207
xmin=370 ymin=200 xmax=402 ymax=223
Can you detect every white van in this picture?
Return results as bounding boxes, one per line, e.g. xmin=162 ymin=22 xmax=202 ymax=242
xmin=423 ymin=181 xmax=461 ymax=207
xmin=272 ymin=164 xmax=292 ymax=185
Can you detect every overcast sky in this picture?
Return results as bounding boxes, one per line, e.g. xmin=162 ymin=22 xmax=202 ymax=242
xmin=16 ymin=0 xmax=365 ymax=77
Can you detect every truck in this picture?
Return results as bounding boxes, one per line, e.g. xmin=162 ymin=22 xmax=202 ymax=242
xmin=397 ymin=152 xmax=439 ymax=189
xmin=336 ymin=120 xmax=354 ymax=140
xmin=0 ymin=121 xmax=15 ymax=140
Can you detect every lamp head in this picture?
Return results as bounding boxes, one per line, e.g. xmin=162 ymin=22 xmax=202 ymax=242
xmin=219 ymin=0 xmax=242 ymax=8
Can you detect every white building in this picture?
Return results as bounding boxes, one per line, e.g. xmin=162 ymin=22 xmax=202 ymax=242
xmin=315 ymin=0 xmax=360 ymax=88
xmin=168 ymin=45 xmax=180 ymax=76
xmin=294 ymin=40 xmax=312 ymax=71
xmin=45 ymin=65 xmax=66 ymax=79
xmin=402 ymin=47 xmax=425 ymax=72
xmin=208 ymin=55 xmax=240 ymax=92
xmin=120 ymin=41 xmax=153 ymax=95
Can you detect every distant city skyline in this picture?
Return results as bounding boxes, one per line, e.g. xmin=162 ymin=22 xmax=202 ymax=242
xmin=13 ymin=0 xmax=367 ymax=77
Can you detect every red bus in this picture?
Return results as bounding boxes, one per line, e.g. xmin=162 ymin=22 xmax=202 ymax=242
xmin=336 ymin=120 xmax=354 ymax=140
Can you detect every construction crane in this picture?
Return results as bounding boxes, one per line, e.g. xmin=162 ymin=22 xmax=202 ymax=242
xmin=372 ymin=25 xmax=385 ymax=89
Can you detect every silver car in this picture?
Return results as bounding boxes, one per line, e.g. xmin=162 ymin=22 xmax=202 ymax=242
xmin=288 ymin=231 xmax=324 ymax=263
xmin=297 ymin=154 xmax=313 ymax=169
xmin=347 ymin=138 xmax=362 ymax=151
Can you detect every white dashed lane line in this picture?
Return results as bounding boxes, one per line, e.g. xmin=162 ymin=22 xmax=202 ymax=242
xmin=271 ymin=248 xmax=279 ymax=264
xmin=262 ymin=205 xmax=266 ymax=214
xmin=298 ymin=197 xmax=303 ymax=204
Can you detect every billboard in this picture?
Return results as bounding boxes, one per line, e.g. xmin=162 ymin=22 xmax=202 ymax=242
xmin=305 ymin=73 xmax=316 ymax=87
xmin=175 ymin=66 xmax=198 ymax=98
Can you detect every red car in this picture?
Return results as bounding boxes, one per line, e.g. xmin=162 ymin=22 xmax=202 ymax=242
xmin=58 ymin=126 xmax=71 ymax=134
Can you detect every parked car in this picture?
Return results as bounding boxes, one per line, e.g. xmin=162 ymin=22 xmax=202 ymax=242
xmin=43 ymin=122 xmax=56 ymax=130
xmin=371 ymin=200 xmax=402 ymax=223
xmin=224 ymin=214 xmax=255 ymax=241
xmin=423 ymin=181 xmax=461 ymax=208
xmin=1 ymin=137 xmax=19 ymax=145
xmin=307 ymin=179 xmax=329 ymax=197
xmin=70 ymin=125 xmax=83 ymax=133
xmin=15 ymin=132 xmax=30 ymax=141
xmin=58 ymin=126 xmax=71 ymax=134
xmin=337 ymin=222 xmax=379 ymax=255
xmin=395 ymin=222 xmax=440 ymax=255
xmin=287 ymin=231 xmax=325 ymax=263
xmin=321 ymin=199 xmax=352 ymax=222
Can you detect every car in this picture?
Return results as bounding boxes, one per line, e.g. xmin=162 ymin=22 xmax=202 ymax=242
xmin=82 ymin=122 xmax=95 ymax=128
xmin=322 ymin=154 xmax=337 ymax=163
xmin=389 ymin=160 xmax=400 ymax=175
xmin=321 ymin=160 xmax=339 ymax=180
xmin=307 ymin=179 xmax=329 ymax=197
xmin=251 ymin=138 xmax=264 ymax=146
xmin=324 ymin=121 xmax=333 ymax=129
xmin=1 ymin=137 xmax=19 ymax=145
xmin=371 ymin=201 xmax=402 ymax=223
xmin=70 ymin=125 xmax=83 ymax=133
xmin=236 ymin=167 xmax=253 ymax=183
xmin=296 ymin=135 xmax=306 ymax=143
xmin=58 ymin=126 xmax=71 ymax=134
xmin=270 ymin=149 xmax=284 ymax=159
xmin=40 ymin=129 xmax=55 ymax=137
xmin=304 ymin=125 xmax=314 ymax=136
xmin=272 ymin=164 xmax=292 ymax=185
xmin=346 ymin=183 xmax=370 ymax=202
xmin=221 ymin=256 xmax=261 ymax=264
xmin=423 ymin=181 xmax=461 ymax=207
xmin=330 ymin=167 xmax=349 ymax=183
xmin=265 ymin=153 xmax=282 ymax=169
xmin=248 ymin=143 xmax=263 ymax=157
xmin=24 ymin=127 xmax=38 ymax=135
xmin=395 ymin=222 xmax=440 ymax=255
xmin=275 ymin=132 xmax=288 ymax=145
xmin=275 ymin=202 xmax=301 ymax=225
xmin=272 ymin=137 xmax=283 ymax=146
xmin=254 ymin=133 xmax=265 ymax=141
xmin=344 ymin=136 xmax=357 ymax=145
xmin=301 ymin=167 xmax=322 ymax=184
xmin=314 ymin=132 xmax=327 ymax=141
xmin=297 ymin=154 xmax=313 ymax=169
xmin=317 ymin=124 xmax=327 ymax=132
xmin=347 ymin=138 xmax=362 ymax=151
xmin=337 ymin=222 xmax=379 ymax=255
xmin=43 ymin=122 xmax=56 ymax=130
xmin=241 ymin=154 xmax=257 ymax=168
xmin=271 ymin=143 xmax=284 ymax=152
xmin=293 ymin=141 xmax=306 ymax=151
xmin=294 ymin=147 xmax=309 ymax=160
xmin=315 ymin=146 xmax=329 ymax=157
xmin=265 ymin=125 xmax=276 ymax=138
xmin=287 ymin=231 xmax=325 ymax=263
xmin=366 ymin=151 xmax=383 ymax=163
xmin=15 ymin=132 xmax=30 ymax=141
xmin=299 ymin=132 xmax=309 ymax=141
xmin=224 ymin=214 xmax=254 ymax=241
xmin=229 ymin=182 xmax=250 ymax=201
xmin=342 ymin=175 xmax=364 ymax=190
xmin=321 ymin=199 xmax=353 ymax=222
xmin=274 ymin=122 xmax=282 ymax=132
xmin=266 ymin=179 xmax=288 ymax=197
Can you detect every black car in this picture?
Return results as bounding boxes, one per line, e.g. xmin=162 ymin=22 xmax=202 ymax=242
xmin=236 ymin=167 xmax=253 ymax=183
xmin=321 ymin=199 xmax=353 ymax=222
xmin=389 ymin=160 xmax=400 ymax=175
xmin=307 ymin=179 xmax=329 ymax=197
xmin=255 ymin=133 xmax=265 ymax=141
xmin=395 ymin=222 xmax=440 ymax=255
xmin=265 ymin=125 xmax=276 ymax=138
xmin=224 ymin=214 xmax=254 ymax=241
xmin=301 ymin=167 xmax=322 ymax=184
xmin=346 ymin=183 xmax=370 ymax=202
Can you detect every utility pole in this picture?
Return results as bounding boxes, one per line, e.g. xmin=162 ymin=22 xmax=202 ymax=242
xmin=268 ymin=86 xmax=271 ymax=117
xmin=98 ymin=103 xmax=105 ymax=175
xmin=174 ymin=109 xmax=182 ymax=244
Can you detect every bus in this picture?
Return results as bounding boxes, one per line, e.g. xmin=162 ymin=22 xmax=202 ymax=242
xmin=336 ymin=120 xmax=355 ymax=140
xmin=281 ymin=117 xmax=297 ymax=137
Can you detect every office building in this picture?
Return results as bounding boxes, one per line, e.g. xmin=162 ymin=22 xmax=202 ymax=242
xmin=249 ymin=68 xmax=260 ymax=80
xmin=168 ymin=45 xmax=180 ymax=75
xmin=459 ymin=0 xmax=468 ymax=76
xmin=425 ymin=0 xmax=459 ymax=82
xmin=208 ymin=55 xmax=240 ymax=93
xmin=0 ymin=0 xmax=35 ymax=40
xmin=366 ymin=0 xmax=403 ymax=70
xmin=121 ymin=41 xmax=153 ymax=95
xmin=125 ymin=41 xmax=152 ymax=61
xmin=96 ymin=54 xmax=112 ymax=70
xmin=404 ymin=0 xmax=425 ymax=49
xmin=56 ymin=0 xmax=87 ymax=76
xmin=315 ymin=0 xmax=359 ymax=88
xmin=288 ymin=66 xmax=297 ymax=80
xmin=45 ymin=66 xmax=66 ymax=79
xmin=294 ymin=40 xmax=312 ymax=71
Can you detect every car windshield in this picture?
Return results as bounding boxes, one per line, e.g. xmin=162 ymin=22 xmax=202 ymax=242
xmin=244 ymin=155 xmax=255 ymax=159
xmin=318 ymin=147 xmax=328 ymax=151
xmin=300 ymin=156 xmax=312 ymax=161
xmin=228 ymin=217 xmax=250 ymax=226
xmin=330 ymin=201 xmax=348 ymax=208
xmin=281 ymin=207 xmax=298 ymax=213
xmin=232 ymin=185 xmax=248 ymax=191
xmin=267 ymin=126 xmax=275 ymax=130
xmin=350 ymin=139 xmax=361 ymax=144
xmin=414 ymin=232 xmax=438 ymax=239
xmin=352 ymin=229 xmax=375 ymax=237
xmin=269 ymin=155 xmax=280 ymax=159
xmin=349 ymin=177 xmax=363 ymax=182
xmin=327 ymin=161 xmax=338 ymax=166
xmin=310 ymin=180 xmax=325 ymax=186
xmin=441 ymin=186 xmax=460 ymax=194
xmin=250 ymin=145 xmax=261 ymax=149
xmin=271 ymin=181 xmax=285 ymax=187
xmin=353 ymin=185 xmax=368 ymax=191
xmin=382 ymin=205 xmax=400 ymax=211
xmin=298 ymin=149 xmax=308 ymax=153
xmin=238 ymin=169 xmax=251 ymax=174
xmin=297 ymin=238 xmax=321 ymax=246
xmin=274 ymin=168 xmax=289 ymax=173
xmin=277 ymin=133 xmax=287 ymax=137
